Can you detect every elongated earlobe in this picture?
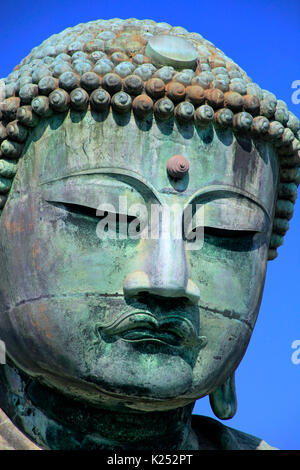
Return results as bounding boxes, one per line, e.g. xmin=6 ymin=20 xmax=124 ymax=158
xmin=209 ymin=373 xmax=237 ymax=420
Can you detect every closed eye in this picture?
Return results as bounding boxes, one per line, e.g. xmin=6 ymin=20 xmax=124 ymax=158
xmin=204 ymin=226 xmax=258 ymax=238
xmin=184 ymin=225 xmax=258 ymax=244
xmin=50 ymin=201 xmax=140 ymax=227
xmin=59 ymin=202 xmax=99 ymax=220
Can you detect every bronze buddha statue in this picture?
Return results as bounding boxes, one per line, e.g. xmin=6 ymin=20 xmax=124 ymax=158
xmin=0 ymin=18 xmax=298 ymax=450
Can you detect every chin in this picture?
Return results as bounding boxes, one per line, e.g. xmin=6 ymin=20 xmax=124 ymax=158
xmin=30 ymin=346 xmax=198 ymax=410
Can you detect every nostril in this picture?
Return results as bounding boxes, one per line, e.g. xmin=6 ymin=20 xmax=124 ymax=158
xmin=123 ymin=272 xmax=200 ymax=304
xmin=131 ymin=291 xmax=193 ymax=309
xmin=138 ymin=291 xmax=151 ymax=298
xmin=135 ymin=291 xmax=151 ymax=304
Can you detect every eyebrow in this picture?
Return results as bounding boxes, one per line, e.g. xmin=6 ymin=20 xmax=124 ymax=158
xmin=40 ymin=167 xmax=163 ymax=204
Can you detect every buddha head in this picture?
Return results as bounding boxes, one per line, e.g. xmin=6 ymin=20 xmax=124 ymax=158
xmin=0 ymin=18 xmax=299 ymax=441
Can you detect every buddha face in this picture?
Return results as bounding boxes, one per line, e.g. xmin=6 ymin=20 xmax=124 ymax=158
xmin=0 ymin=110 xmax=278 ymax=411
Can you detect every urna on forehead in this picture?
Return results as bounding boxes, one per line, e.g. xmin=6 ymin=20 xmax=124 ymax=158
xmin=0 ymin=18 xmax=299 ymax=260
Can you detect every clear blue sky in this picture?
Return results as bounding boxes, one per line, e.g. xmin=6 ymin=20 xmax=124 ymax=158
xmin=0 ymin=0 xmax=299 ymax=450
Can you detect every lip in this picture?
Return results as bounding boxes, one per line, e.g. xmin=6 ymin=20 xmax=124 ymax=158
xmin=96 ymin=311 xmax=207 ymax=348
xmin=119 ymin=327 xmax=182 ymax=346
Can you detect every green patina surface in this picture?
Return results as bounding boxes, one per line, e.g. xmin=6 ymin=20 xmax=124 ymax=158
xmin=0 ymin=17 xmax=292 ymax=450
xmin=0 ymin=108 xmax=278 ymax=449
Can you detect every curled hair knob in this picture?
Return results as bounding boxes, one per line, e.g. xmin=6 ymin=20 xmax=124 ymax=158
xmin=167 ymin=155 xmax=189 ymax=179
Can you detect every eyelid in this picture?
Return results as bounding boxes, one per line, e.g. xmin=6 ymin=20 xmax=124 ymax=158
xmin=40 ymin=168 xmax=162 ymax=205
xmin=187 ymin=198 xmax=268 ymax=234
xmin=56 ymin=201 xmax=140 ymax=221
xmin=41 ymin=175 xmax=149 ymax=211
xmin=184 ymin=184 xmax=271 ymax=222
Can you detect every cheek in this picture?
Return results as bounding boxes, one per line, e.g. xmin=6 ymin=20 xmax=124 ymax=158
xmin=0 ymin=291 xmax=135 ymax=385
xmin=49 ymin=222 xmax=143 ymax=295
xmin=188 ymin=310 xmax=252 ymax=397
xmin=2 ymin=297 xmax=112 ymax=374
xmin=0 ymin=195 xmax=144 ymax=299
xmin=188 ymin=233 xmax=268 ymax=326
xmin=185 ymin=235 xmax=268 ymax=397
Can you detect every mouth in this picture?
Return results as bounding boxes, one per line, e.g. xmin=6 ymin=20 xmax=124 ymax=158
xmin=96 ymin=312 xmax=207 ymax=348
xmin=120 ymin=327 xmax=182 ymax=346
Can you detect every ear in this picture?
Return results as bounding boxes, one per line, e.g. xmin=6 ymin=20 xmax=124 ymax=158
xmin=209 ymin=372 xmax=237 ymax=420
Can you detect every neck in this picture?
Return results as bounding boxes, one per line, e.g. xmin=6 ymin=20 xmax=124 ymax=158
xmin=0 ymin=363 xmax=199 ymax=450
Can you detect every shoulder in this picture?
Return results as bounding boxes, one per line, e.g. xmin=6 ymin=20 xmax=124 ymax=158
xmin=191 ymin=414 xmax=278 ymax=450
xmin=0 ymin=408 xmax=41 ymax=450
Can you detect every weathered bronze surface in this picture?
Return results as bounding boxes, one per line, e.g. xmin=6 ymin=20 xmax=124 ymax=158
xmin=0 ymin=17 xmax=298 ymax=450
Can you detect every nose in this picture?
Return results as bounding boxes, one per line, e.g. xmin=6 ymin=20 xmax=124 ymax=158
xmin=123 ymin=237 xmax=200 ymax=304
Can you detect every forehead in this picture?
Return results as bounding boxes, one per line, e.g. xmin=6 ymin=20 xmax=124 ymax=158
xmin=21 ymin=111 xmax=279 ymax=211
